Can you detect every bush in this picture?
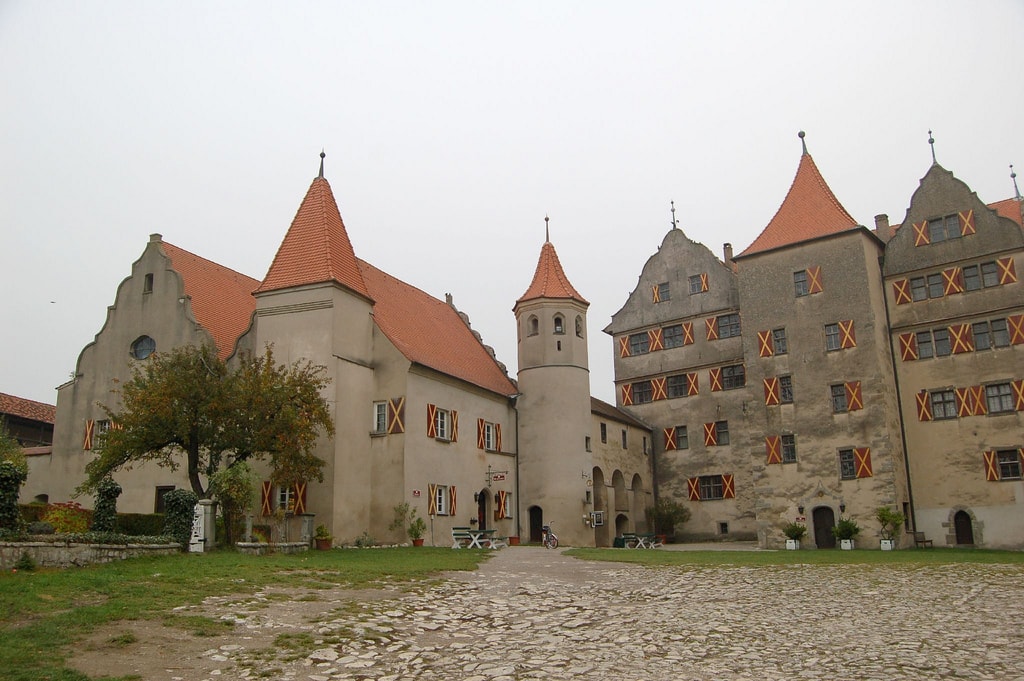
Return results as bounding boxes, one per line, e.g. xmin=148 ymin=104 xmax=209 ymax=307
xmin=19 ymin=503 xmax=48 ymax=524
xmin=115 ymin=513 xmax=166 ymax=536
xmin=875 ymin=506 xmax=905 ymax=540
xmin=0 ymin=461 xmax=27 ymax=531
xmin=645 ymin=499 xmax=691 ymax=537
xmin=832 ymin=518 xmax=861 ymax=541
xmin=91 ymin=477 xmax=122 ymax=532
xmin=41 ymin=501 xmax=91 ymax=533
xmin=782 ymin=522 xmax=807 ymax=540
xmin=26 ymin=521 xmax=55 ymax=535
xmin=251 ymin=524 xmax=271 ymax=543
xmin=162 ymin=489 xmax=199 ymax=550
xmin=14 ymin=551 xmax=36 ymax=571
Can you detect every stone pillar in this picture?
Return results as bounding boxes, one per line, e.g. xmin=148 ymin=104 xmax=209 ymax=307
xmin=299 ymin=514 xmax=315 ymax=544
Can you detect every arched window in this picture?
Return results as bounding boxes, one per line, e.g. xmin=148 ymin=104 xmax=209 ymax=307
xmin=553 ymin=315 xmax=564 ymax=335
xmin=528 ymin=316 xmax=539 ymax=336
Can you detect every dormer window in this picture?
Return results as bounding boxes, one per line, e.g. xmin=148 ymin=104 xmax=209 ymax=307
xmin=553 ymin=315 xmax=564 ymax=335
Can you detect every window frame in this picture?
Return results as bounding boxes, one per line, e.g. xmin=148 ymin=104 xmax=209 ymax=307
xmin=677 ymin=425 xmax=689 ymax=450
xmin=910 ymin=276 xmax=927 ymax=301
xmin=916 ymin=330 xmax=934 ymax=359
xmin=986 ymin=383 xmax=1015 ymax=414
xmin=277 ymin=485 xmax=295 ymax=513
xmin=698 ymin=475 xmax=725 ymax=500
xmin=373 ymin=401 xmax=388 ymax=433
xmin=657 ymin=282 xmax=670 ymax=302
xmin=781 ymin=434 xmax=797 ymax=463
xmin=632 ymin=380 xmax=653 ymax=404
xmin=628 ymin=332 xmax=650 ymax=355
xmin=772 ymin=327 xmax=788 ymax=355
xmin=926 ymin=272 xmax=944 ymax=299
xmin=714 ymin=420 xmax=729 ymax=446
xmin=434 ymin=484 xmax=449 ymax=515
xmin=779 ymin=375 xmax=794 ymax=404
xmin=933 ymin=328 xmax=951 ymax=356
xmin=688 ymin=275 xmax=703 ymax=295
xmin=721 ymin=364 xmax=745 ymax=390
xmin=663 ymin=324 xmax=684 ymax=349
xmin=824 ymin=323 xmax=841 ymax=351
xmin=600 ymin=422 xmax=607 ymax=444
xmin=927 ymin=214 xmax=961 ymax=243
xmin=930 ymin=389 xmax=957 ymax=420
xmin=717 ymin=313 xmax=741 ymax=339
xmin=434 ymin=408 xmax=450 ymax=441
xmin=666 ymin=374 xmax=688 ymax=398
xmin=997 ymin=450 xmax=1022 ymax=480
xmin=793 ymin=270 xmax=809 ymax=297
xmin=831 ymin=384 xmax=848 ymax=413
xmin=839 ymin=449 xmax=857 ymax=480
xmin=483 ymin=421 xmax=495 ymax=451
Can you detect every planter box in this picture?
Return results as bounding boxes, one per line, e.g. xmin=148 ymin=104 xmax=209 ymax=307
xmin=880 ymin=539 xmax=895 ymax=551
xmin=840 ymin=539 xmax=855 ymax=550
xmin=785 ymin=539 xmax=800 ymax=550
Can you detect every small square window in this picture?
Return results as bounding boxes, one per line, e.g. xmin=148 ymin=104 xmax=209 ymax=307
xmin=910 ymin=277 xmax=927 ymax=301
xmin=933 ymin=328 xmax=951 ymax=356
xmin=667 ymin=374 xmax=688 ymax=398
xmin=772 ymin=328 xmax=788 ymax=355
xmin=699 ymin=475 xmax=725 ymax=500
xmin=657 ymin=282 xmax=670 ymax=301
xmin=663 ymin=325 xmax=684 ymax=349
xmin=930 ymin=390 xmax=957 ymax=420
xmin=831 ymin=384 xmax=848 ymax=413
xmin=794 ymin=271 xmax=809 ymax=297
xmin=825 ymin=323 xmax=841 ymax=351
xmin=839 ymin=449 xmax=856 ymax=480
xmin=986 ymin=383 xmax=1014 ymax=414
xmin=718 ymin=314 xmax=741 ymax=338
xmin=997 ymin=450 xmax=1022 ymax=479
xmin=628 ymin=332 xmax=650 ymax=355
xmin=722 ymin=364 xmax=745 ymax=390
xmin=632 ymin=381 xmax=653 ymax=404
xmin=689 ymin=275 xmax=704 ymax=295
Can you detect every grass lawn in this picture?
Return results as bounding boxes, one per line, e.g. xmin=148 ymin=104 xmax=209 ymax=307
xmin=0 ymin=547 xmax=489 ymax=681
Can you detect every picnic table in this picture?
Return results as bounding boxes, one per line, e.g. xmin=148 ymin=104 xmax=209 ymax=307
xmin=451 ymin=527 xmax=503 ymax=549
xmin=621 ymin=532 xmax=661 ymax=549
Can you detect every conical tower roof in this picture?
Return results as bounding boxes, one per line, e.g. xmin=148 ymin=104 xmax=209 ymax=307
xmin=738 ymin=136 xmax=858 ymax=258
xmin=515 ymin=238 xmax=588 ymax=310
xmin=256 ymin=171 xmax=370 ymax=298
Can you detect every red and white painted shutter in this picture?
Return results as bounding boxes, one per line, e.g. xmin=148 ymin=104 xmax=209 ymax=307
xmin=686 ymin=373 xmax=699 ymax=396
xmin=721 ymin=474 xmax=736 ymax=499
xmin=983 ymin=451 xmax=999 ymax=481
xmin=451 ymin=411 xmax=458 ymax=442
xmin=477 ymin=418 xmax=486 ymax=449
xmin=495 ymin=490 xmax=508 ymax=520
xmin=700 ymin=273 xmax=709 ymax=292
xmin=854 ymin=448 xmax=873 ymax=478
xmin=765 ymin=436 xmax=782 ymax=464
xmin=898 ymin=333 xmax=918 ymax=361
xmin=942 ymin=267 xmax=964 ymax=295
xmin=292 ymin=482 xmax=307 ymax=514
xmin=427 ymin=484 xmax=438 ymax=515
xmin=426 ymin=404 xmax=437 ymax=438
xmin=703 ymin=422 xmax=717 ymax=447
xmin=763 ymin=378 xmax=780 ymax=406
xmin=260 ymin=481 xmax=273 ymax=516
xmin=619 ymin=337 xmax=631 ymax=358
xmin=663 ymin=427 xmax=677 ymax=451
xmin=651 ymin=285 xmax=661 ymax=303
xmin=807 ymin=266 xmax=824 ymax=294
xmin=652 ymin=377 xmax=667 ymax=401
xmin=387 ymin=397 xmax=405 ymax=434
xmin=709 ymin=367 xmax=723 ymax=392
xmin=845 ymin=381 xmax=863 ymax=411
xmin=969 ymin=386 xmax=987 ymax=416
xmin=648 ymin=328 xmax=664 ymax=351
xmin=958 ymin=209 xmax=976 ymax=236
xmin=757 ymin=330 xmax=774 ymax=357
xmin=912 ymin=221 xmax=930 ymax=246
xmin=687 ymin=477 xmax=701 ymax=501
xmin=83 ymin=419 xmax=95 ymax=450
xmin=1007 ymin=315 xmax=1024 ymax=345
xmin=705 ymin=317 xmax=719 ymax=341
xmin=949 ymin=323 xmax=974 ymax=354
xmin=495 ymin=423 xmax=502 ymax=452
xmin=448 ymin=486 xmax=457 ymax=516
xmin=915 ymin=391 xmax=933 ymax=421
xmin=681 ymin=322 xmax=694 ymax=345
xmin=892 ymin=279 xmax=912 ymax=305
xmin=955 ymin=388 xmax=971 ymax=417
xmin=839 ymin=320 xmax=856 ymax=349
xmin=1012 ymin=379 xmax=1024 ymax=412
xmin=997 ymin=256 xmax=1018 ymax=285
xmin=621 ymin=384 xmax=634 ymax=406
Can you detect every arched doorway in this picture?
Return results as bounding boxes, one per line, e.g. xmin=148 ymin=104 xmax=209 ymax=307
xmin=477 ymin=488 xmax=489 ymax=531
xmin=813 ymin=506 xmax=836 ymax=548
xmin=954 ymin=510 xmax=974 ymax=545
xmin=528 ymin=506 xmax=544 ymax=543
xmin=615 ymin=513 xmax=629 ymax=537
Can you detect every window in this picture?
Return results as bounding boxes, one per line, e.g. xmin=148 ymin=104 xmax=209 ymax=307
xmin=663 ymin=324 xmax=684 ymax=349
xmin=779 ymin=375 xmax=794 ymax=404
xmin=657 ymin=282 xmax=670 ymax=301
xmin=831 ymin=384 xmax=848 ymax=413
xmin=553 ymin=315 xmax=564 ymax=334
xmin=963 ymin=265 xmax=981 ymax=291
xmin=981 ymin=261 xmax=1000 ymax=287
xmin=499 ymin=492 xmax=513 ymax=518
xmin=642 ymin=436 xmax=648 ymax=455
xmin=600 ymin=423 xmax=607 ymax=444
xmin=927 ymin=273 xmax=944 ymax=299
xmin=930 ymin=390 xmax=957 ymax=420
xmin=781 ymin=434 xmax=797 ymax=463
xmin=585 ymin=436 xmax=592 ymax=452
xmin=483 ymin=422 xmax=495 ymax=450
xmin=632 ymin=380 xmax=653 ymax=404
xmin=373 ymin=401 xmax=387 ymax=433
xmin=667 ymin=374 xmax=688 ymax=398
xmin=714 ymin=421 xmax=729 ymax=445
xmin=986 ymin=383 xmax=1015 ymax=414
xmin=621 ymin=429 xmax=627 ymax=449
xmin=528 ymin=316 xmax=539 ymax=336
xmin=997 ymin=450 xmax=1022 ymax=480
xmin=143 ymin=273 xmax=154 ymax=293
xmin=718 ymin=314 xmax=741 ymax=338
xmin=677 ymin=426 xmax=689 ymax=449
xmin=772 ymin=328 xmax=788 ymax=355
xmin=698 ymin=475 xmax=725 ymax=500
xmin=839 ymin=449 xmax=857 ymax=480
xmin=973 ymin=322 xmax=992 ymax=351
xmin=910 ymin=277 xmax=927 ymax=301
xmin=278 ymin=486 xmax=295 ymax=513
xmin=825 ymin=323 xmax=841 ymax=351
xmin=689 ymin=275 xmax=704 ymax=295
xmin=434 ymin=408 xmax=450 ymax=440
xmin=928 ymin=214 xmax=961 ymax=243
xmin=628 ymin=332 xmax=650 ymax=355
xmin=991 ymin=319 xmax=1010 ymax=347
xmin=154 ymin=486 xmax=175 ymax=514
xmin=933 ymin=328 xmax=951 ymax=356
xmin=794 ymin=270 xmax=809 ymax=297
xmin=917 ymin=331 xmax=934 ymax=359
xmin=434 ymin=485 xmax=448 ymax=515
xmin=575 ymin=316 xmax=583 ymax=338
xmin=130 ymin=335 xmax=156 ymax=360
xmin=722 ymin=364 xmax=745 ymax=390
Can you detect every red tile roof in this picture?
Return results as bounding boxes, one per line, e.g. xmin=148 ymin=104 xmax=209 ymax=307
xmin=516 ymin=241 xmax=589 ymax=306
xmin=358 ymin=260 xmax=517 ymax=396
xmin=257 ymin=177 xmax=370 ymax=299
xmin=161 ymin=241 xmax=260 ymax=360
xmin=988 ymin=197 xmax=1023 ymax=227
xmin=0 ymin=392 xmax=56 ymax=424
xmin=738 ymin=152 xmax=858 ymax=257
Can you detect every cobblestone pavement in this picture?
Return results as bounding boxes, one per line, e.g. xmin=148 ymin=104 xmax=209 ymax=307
xmin=192 ymin=547 xmax=1024 ymax=680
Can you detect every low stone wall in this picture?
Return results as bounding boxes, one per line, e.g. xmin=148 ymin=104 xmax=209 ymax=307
xmin=236 ymin=541 xmax=310 ymax=556
xmin=0 ymin=540 xmax=182 ymax=569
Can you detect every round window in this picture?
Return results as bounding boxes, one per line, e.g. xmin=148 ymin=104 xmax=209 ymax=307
xmin=130 ymin=335 xmax=156 ymax=359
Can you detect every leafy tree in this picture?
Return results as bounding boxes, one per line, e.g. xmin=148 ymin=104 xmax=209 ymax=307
xmin=163 ymin=488 xmax=199 ymax=549
xmin=208 ymin=461 xmax=256 ymax=546
xmin=80 ymin=344 xmax=334 ymax=499
xmin=91 ymin=477 xmax=122 ymax=532
xmin=0 ymin=422 xmax=27 ymax=476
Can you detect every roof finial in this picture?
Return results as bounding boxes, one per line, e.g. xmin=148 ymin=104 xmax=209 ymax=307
xmin=544 ymin=215 xmax=550 ymax=243
xmin=670 ymin=200 xmax=678 ymax=230
xmin=928 ymin=130 xmax=936 ymax=164
xmin=318 ymin=149 xmax=326 ymax=178
xmin=798 ymin=130 xmax=807 ymax=155
xmin=1012 ymin=164 xmax=1021 ymax=201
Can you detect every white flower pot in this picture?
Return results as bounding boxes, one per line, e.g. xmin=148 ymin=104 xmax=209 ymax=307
xmin=880 ymin=539 xmax=895 ymax=551
xmin=840 ymin=539 xmax=855 ymax=550
xmin=786 ymin=539 xmax=800 ymax=550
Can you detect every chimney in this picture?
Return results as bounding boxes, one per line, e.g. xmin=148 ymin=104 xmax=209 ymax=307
xmin=873 ymin=214 xmax=890 ymax=241
xmin=723 ymin=243 xmax=733 ymax=264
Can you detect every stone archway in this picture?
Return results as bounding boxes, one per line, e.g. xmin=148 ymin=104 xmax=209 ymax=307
xmin=954 ymin=510 xmax=975 ymax=545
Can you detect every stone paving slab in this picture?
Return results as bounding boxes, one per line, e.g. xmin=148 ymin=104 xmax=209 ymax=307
xmin=195 ymin=547 xmax=1024 ymax=680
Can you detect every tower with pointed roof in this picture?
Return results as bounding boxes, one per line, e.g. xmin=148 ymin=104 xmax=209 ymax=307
xmin=514 ymin=225 xmax=594 ymax=546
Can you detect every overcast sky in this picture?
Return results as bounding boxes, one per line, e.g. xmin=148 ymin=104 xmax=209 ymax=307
xmin=2 ymin=2 xmax=1022 ymax=408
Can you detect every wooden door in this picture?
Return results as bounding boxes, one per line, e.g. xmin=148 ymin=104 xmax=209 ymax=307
xmin=954 ymin=511 xmax=974 ymax=545
xmin=813 ymin=506 xmax=836 ymax=548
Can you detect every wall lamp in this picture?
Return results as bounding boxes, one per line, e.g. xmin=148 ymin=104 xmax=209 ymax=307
xmin=839 ymin=503 xmax=846 ymax=514
xmin=797 ymin=505 xmax=804 ymax=515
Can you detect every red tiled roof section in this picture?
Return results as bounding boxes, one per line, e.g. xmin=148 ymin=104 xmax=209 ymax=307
xmin=257 ymin=177 xmax=370 ymax=299
xmin=358 ymin=260 xmax=517 ymax=397
xmin=989 ymin=198 xmax=1023 ymax=227
xmin=161 ymin=242 xmax=259 ymax=360
xmin=739 ymin=153 xmax=858 ymax=257
xmin=516 ymin=241 xmax=589 ymax=305
xmin=0 ymin=392 xmax=56 ymax=424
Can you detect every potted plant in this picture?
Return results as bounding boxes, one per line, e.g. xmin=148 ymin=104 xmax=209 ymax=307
xmin=644 ymin=499 xmax=691 ymax=544
xmin=314 ymin=524 xmax=332 ymax=550
xmin=390 ymin=502 xmax=426 ymax=546
xmin=875 ymin=506 xmax=905 ymax=551
xmin=782 ymin=522 xmax=807 ymax=550
xmin=832 ymin=517 xmax=860 ymax=550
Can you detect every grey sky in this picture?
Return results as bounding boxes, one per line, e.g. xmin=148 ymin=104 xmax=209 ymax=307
xmin=2 ymin=2 xmax=1022 ymax=407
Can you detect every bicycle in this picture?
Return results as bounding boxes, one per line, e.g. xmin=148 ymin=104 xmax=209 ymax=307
xmin=541 ymin=523 xmax=558 ymax=549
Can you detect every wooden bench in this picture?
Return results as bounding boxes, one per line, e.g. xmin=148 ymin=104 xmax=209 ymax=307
xmin=914 ymin=532 xmax=934 ymax=548
xmin=451 ymin=527 xmax=472 ymax=549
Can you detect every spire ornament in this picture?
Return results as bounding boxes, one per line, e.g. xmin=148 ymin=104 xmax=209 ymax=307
xmin=670 ymin=201 xmax=678 ymax=230
xmin=928 ymin=131 xmax=936 ymax=164
xmin=318 ymin=149 xmax=326 ymax=178
xmin=1012 ymin=164 xmax=1021 ymax=201
xmin=799 ymin=130 xmax=807 ymax=155
xmin=545 ymin=215 xmax=550 ymax=243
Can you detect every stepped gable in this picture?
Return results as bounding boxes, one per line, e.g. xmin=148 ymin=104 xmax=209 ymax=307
xmin=516 ymin=240 xmax=589 ymax=307
xmin=0 ymin=393 xmax=56 ymax=424
xmin=256 ymin=175 xmax=370 ymax=300
xmin=358 ymin=260 xmax=516 ymax=397
xmin=160 ymin=240 xmax=259 ymax=359
xmin=738 ymin=148 xmax=858 ymax=258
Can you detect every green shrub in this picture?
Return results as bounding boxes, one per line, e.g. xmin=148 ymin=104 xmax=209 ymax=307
xmin=19 ymin=503 xmax=48 ymax=523
xmin=0 ymin=461 xmax=27 ymax=531
xmin=782 ymin=522 xmax=807 ymax=540
xmin=91 ymin=477 xmax=122 ymax=532
xmin=162 ymin=489 xmax=198 ymax=550
xmin=26 ymin=521 xmax=54 ymax=534
xmin=41 ymin=501 xmax=91 ymax=533
xmin=14 ymin=551 xmax=36 ymax=571
xmin=115 ymin=513 xmax=166 ymax=536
